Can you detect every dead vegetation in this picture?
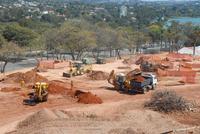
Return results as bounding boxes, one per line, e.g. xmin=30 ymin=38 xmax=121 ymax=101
xmin=145 ymin=90 xmax=192 ymax=113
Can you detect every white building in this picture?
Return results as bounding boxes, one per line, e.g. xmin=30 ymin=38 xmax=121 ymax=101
xmin=120 ymin=5 xmax=127 ymax=18
xmin=178 ymin=46 xmax=200 ymax=56
xmin=42 ymin=11 xmax=48 ymax=15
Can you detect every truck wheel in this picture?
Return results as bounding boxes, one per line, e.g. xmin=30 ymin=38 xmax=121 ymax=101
xmin=42 ymin=94 xmax=48 ymax=102
xmin=142 ymin=87 xmax=147 ymax=94
xmin=152 ymin=84 xmax=156 ymax=90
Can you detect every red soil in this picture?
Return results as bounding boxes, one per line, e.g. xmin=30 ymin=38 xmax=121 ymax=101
xmin=75 ymin=90 xmax=103 ymax=104
xmin=5 ymin=70 xmax=48 ymax=84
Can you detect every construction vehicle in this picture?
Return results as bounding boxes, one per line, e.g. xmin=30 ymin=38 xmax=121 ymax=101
xmin=63 ymin=61 xmax=92 ymax=77
xmin=96 ymin=57 xmax=106 ymax=64
xmin=108 ymin=69 xmax=157 ymax=94
xmin=140 ymin=61 xmax=158 ymax=72
xmin=23 ymin=82 xmax=48 ymax=106
xmin=82 ymin=58 xmax=95 ymax=65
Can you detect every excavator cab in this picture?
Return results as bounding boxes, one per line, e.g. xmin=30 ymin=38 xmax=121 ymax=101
xmin=33 ymin=82 xmax=48 ymax=102
xmin=115 ymin=73 xmax=126 ymax=91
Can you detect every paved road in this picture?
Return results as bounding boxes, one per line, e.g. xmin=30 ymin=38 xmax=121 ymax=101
xmin=4 ymin=59 xmax=37 ymax=72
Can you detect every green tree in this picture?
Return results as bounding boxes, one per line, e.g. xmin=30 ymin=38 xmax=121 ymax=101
xmin=147 ymin=24 xmax=163 ymax=44
xmin=187 ymin=27 xmax=200 ymax=55
xmin=46 ymin=21 xmax=96 ymax=60
xmin=3 ymin=24 xmax=38 ymax=47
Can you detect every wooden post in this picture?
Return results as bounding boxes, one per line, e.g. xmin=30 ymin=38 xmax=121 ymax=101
xmin=71 ymin=80 xmax=74 ymax=90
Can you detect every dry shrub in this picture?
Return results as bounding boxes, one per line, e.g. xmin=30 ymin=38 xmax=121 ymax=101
xmin=145 ymin=90 xmax=191 ymax=113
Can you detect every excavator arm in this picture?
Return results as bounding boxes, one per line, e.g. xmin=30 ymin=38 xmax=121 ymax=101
xmin=107 ymin=70 xmax=115 ymax=85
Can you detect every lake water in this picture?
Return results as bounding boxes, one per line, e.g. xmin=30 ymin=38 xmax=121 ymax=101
xmin=166 ymin=17 xmax=200 ymax=26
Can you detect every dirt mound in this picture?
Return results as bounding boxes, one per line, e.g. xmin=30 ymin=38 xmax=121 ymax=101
xmin=18 ymin=108 xmax=58 ymax=129
xmin=1 ymin=87 xmax=21 ymax=92
xmin=5 ymin=70 xmax=48 ymax=84
xmin=75 ymin=90 xmax=103 ymax=104
xmin=88 ymin=71 xmax=109 ymax=80
xmin=48 ymin=80 xmax=73 ymax=95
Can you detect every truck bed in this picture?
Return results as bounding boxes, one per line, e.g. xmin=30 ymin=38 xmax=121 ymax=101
xmin=130 ymin=77 xmax=152 ymax=89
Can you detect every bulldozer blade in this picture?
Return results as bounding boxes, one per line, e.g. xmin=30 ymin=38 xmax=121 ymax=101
xmin=23 ymin=99 xmax=37 ymax=106
xmin=63 ymin=72 xmax=72 ymax=78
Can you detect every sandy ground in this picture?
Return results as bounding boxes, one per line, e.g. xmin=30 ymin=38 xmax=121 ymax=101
xmin=0 ymin=59 xmax=200 ymax=134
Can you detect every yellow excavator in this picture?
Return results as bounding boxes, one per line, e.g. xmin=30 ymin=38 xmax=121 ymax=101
xmin=23 ymin=82 xmax=48 ymax=106
xmin=108 ymin=69 xmax=157 ymax=94
xmin=63 ymin=61 xmax=92 ymax=77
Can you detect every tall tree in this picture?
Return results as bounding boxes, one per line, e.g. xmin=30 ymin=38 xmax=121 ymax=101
xmin=58 ymin=21 xmax=96 ymax=60
xmin=0 ymin=37 xmax=22 ymax=73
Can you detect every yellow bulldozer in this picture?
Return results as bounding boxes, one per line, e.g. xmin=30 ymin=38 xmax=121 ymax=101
xmin=23 ymin=82 xmax=48 ymax=106
xmin=63 ymin=61 xmax=92 ymax=77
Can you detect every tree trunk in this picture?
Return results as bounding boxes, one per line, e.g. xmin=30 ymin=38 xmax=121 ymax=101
xmin=1 ymin=61 xmax=8 ymax=73
xmin=46 ymin=50 xmax=49 ymax=60
xmin=193 ymin=42 xmax=196 ymax=56
xmin=71 ymin=52 xmax=75 ymax=60
xmin=117 ymin=49 xmax=121 ymax=59
xmin=109 ymin=48 xmax=112 ymax=57
xmin=76 ymin=51 xmax=84 ymax=60
xmin=97 ymin=50 xmax=100 ymax=59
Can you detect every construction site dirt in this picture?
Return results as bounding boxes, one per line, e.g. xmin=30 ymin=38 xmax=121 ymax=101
xmin=0 ymin=53 xmax=200 ymax=134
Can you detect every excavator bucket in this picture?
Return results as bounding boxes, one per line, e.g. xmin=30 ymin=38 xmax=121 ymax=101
xmin=23 ymin=99 xmax=37 ymax=106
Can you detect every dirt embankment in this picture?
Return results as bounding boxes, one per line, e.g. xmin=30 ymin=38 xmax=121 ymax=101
xmin=5 ymin=70 xmax=48 ymax=84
